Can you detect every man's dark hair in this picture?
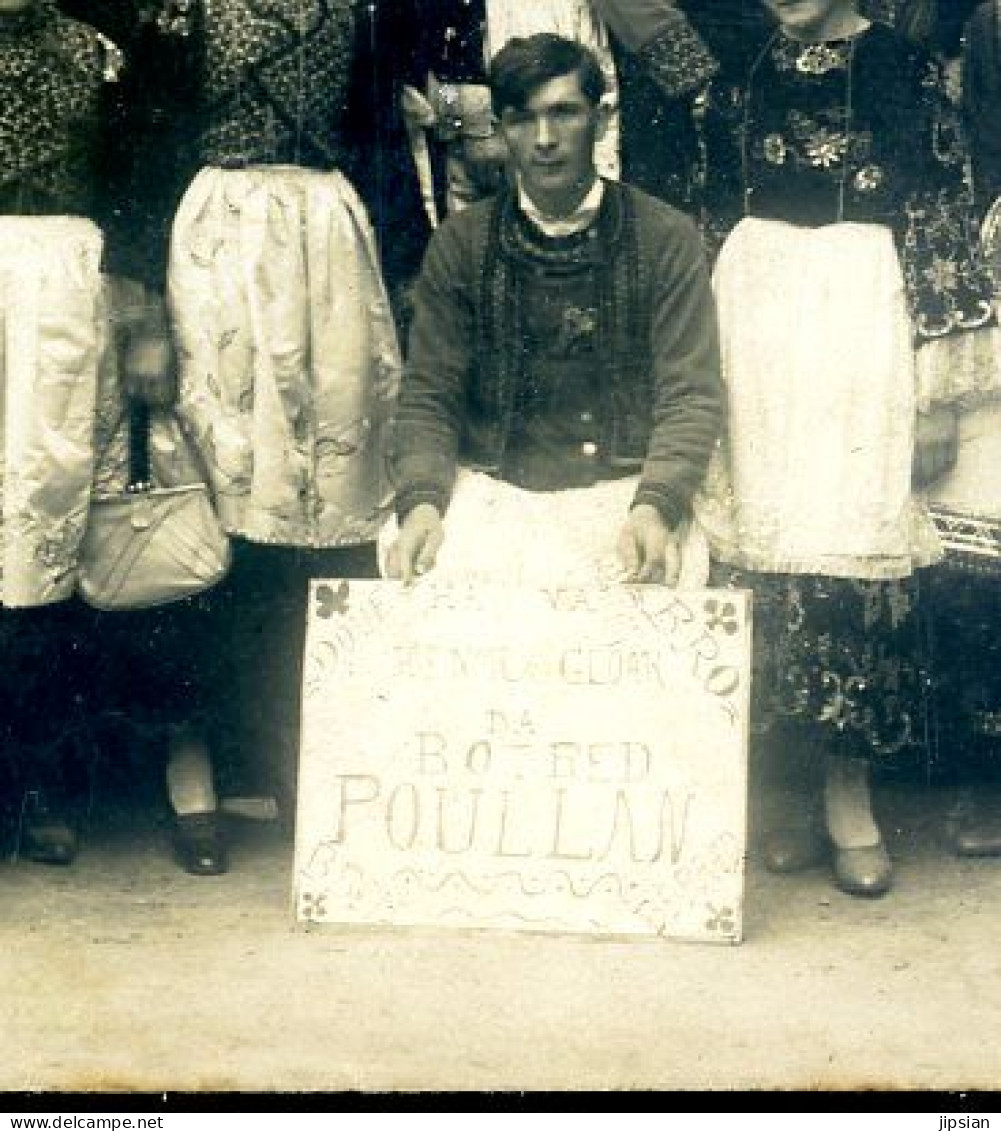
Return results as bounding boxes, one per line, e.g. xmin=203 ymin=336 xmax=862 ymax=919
xmin=490 ymin=33 xmax=607 ymax=115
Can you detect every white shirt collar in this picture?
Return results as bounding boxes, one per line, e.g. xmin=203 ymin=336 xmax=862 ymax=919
xmin=517 ymin=177 xmax=605 ymax=238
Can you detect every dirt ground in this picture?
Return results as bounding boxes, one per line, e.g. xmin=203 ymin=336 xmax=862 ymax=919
xmin=3 ymin=775 xmax=1000 ymax=1097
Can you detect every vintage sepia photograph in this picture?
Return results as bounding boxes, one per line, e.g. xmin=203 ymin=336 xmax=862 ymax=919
xmin=1 ymin=0 xmax=1000 ymax=1099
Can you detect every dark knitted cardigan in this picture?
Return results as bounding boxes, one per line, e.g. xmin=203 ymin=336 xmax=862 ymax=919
xmin=389 ymin=181 xmax=722 ymax=528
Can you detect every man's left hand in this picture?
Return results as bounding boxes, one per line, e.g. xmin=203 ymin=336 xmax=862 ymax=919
xmin=617 ymin=504 xmax=681 ymax=585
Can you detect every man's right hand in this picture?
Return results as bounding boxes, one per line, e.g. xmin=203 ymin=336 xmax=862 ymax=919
xmin=385 ymin=503 xmax=444 ymax=585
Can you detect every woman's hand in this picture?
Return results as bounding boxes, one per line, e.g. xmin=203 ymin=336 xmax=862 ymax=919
xmin=108 ymin=278 xmax=178 ymax=408
xmin=122 ymin=323 xmax=178 ymax=409
xmin=913 ymin=404 xmax=959 ymax=487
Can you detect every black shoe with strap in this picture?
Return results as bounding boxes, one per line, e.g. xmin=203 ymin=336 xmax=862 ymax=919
xmin=172 ymin=811 xmax=228 ymax=876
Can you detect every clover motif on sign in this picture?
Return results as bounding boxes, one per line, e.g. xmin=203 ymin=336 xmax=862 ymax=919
xmin=300 ymin=891 xmax=329 ymax=921
xmin=316 ymin=581 xmax=350 ymax=619
xmin=705 ymin=599 xmax=739 ymax=635
xmin=704 ymin=904 xmax=737 ymax=935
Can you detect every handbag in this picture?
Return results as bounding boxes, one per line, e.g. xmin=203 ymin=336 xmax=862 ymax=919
xmin=77 ymin=400 xmax=231 ymax=611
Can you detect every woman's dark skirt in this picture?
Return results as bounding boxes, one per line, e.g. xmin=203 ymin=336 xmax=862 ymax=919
xmin=714 ymin=566 xmax=931 ymax=766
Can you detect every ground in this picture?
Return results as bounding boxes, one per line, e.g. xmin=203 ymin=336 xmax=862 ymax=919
xmin=3 ymin=777 xmax=1000 ymax=1097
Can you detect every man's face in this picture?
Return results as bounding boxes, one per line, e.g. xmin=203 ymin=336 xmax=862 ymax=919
xmin=762 ymin=0 xmax=859 ymax=37
xmin=498 ymin=71 xmax=607 ymax=218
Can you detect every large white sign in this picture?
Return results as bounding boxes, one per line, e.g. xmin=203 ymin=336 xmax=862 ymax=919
xmin=295 ymin=580 xmax=750 ymax=942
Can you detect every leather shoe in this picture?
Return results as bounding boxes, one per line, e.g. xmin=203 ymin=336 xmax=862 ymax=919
xmin=953 ymin=811 xmax=1001 ymax=857
xmin=833 ymin=843 xmax=892 ymax=898
xmin=20 ymin=794 xmax=79 ymax=866
xmin=172 ymin=812 xmax=228 ymax=876
xmin=761 ymin=826 xmax=827 ymax=873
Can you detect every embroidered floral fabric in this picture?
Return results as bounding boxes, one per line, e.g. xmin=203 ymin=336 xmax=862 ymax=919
xmin=170 ymin=166 xmax=401 ymax=549
xmin=697 ymin=23 xmax=994 ymax=342
xmin=0 ymin=218 xmax=106 ymax=608
xmin=634 ymin=8 xmax=719 ymax=98
xmin=715 ymin=566 xmax=928 ymax=762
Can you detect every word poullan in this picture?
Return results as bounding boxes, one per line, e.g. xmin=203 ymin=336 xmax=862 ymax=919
xmin=328 ymin=774 xmax=694 ymax=866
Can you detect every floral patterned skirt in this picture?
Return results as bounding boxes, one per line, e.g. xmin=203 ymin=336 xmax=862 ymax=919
xmin=0 ymin=217 xmax=106 ymax=608
xmin=169 ymin=165 xmax=401 ymax=550
xmin=715 ymin=566 xmax=930 ymax=764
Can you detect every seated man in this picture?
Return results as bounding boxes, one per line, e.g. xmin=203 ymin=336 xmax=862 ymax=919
xmin=385 ymin=33 xmax=721 ymax=587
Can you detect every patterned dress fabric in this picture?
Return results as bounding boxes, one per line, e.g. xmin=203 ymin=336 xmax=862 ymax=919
xmin=925 ymin=7 xmax=1001 ymax=764
xmin=698 ymin=25 xmax=994 ymax=335
xmin=0 ymin=6 xmax=123 ymax=609
xmin=0 ymin=219 xmax=210 ymax=610
xmin=927 ymin=566 xmax=1001 ymax=771
xmin=167 ymin=1 xmax=402 ymax=549
xmin=592 ymin=0 xmax=721 ymax=95
xmin=170 ymin=167 xmax=400 ymax=549
xmin=197 ymin=0 xmax=357 ymax=169
xmin=0 ymin=3 xmax=119 ymax=216
xmin=688 ymin=24 xmax=994 ymax=759
xmin=0 ymin=219 xmax=106 ymax=608
xmin=714 ymin=566 xmax=927 ymax=762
